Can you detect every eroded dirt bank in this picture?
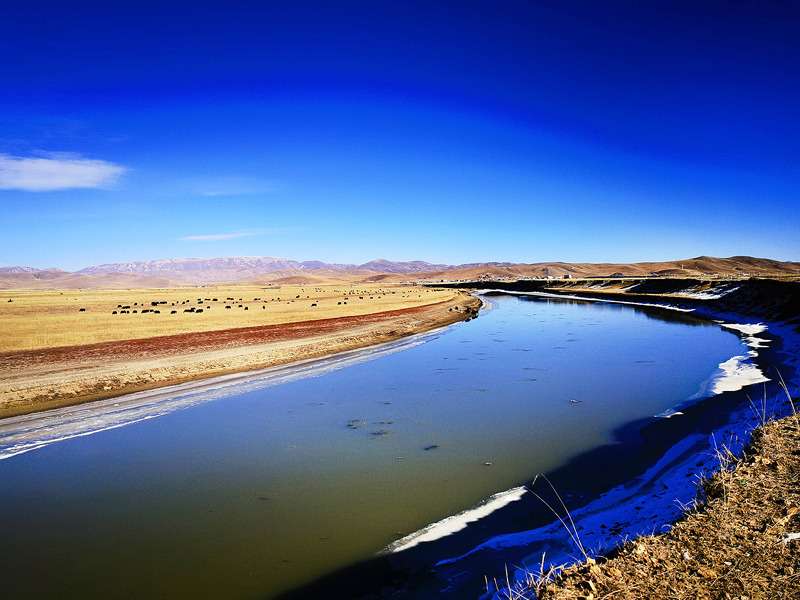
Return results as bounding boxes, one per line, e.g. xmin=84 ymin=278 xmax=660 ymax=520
xmin=0 ymin=295 xmax=481 ymax=417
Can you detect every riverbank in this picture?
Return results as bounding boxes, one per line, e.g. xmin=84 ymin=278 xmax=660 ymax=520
xmin=0 ymin=293 xmax=481 ymax=417
xmin=536 ymin=410 xmax=800 ymax=599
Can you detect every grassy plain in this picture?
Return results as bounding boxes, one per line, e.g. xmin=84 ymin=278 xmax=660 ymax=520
xmin=0 ymin=283 xmax=458 ymax=352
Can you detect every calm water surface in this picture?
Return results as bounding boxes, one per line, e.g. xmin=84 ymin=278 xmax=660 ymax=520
xmin=0 ymin=295 xmax=748 ymax=599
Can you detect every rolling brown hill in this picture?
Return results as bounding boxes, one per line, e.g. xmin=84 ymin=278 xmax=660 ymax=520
xmin=364 ymin=256 xmax=800 ymax=283
xmin=1 ymin=256 xmax=797 ymax=289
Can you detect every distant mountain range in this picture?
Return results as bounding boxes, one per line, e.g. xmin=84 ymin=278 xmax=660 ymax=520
xmin=64 ymin=256 xmax=517 ymax=283
xmin=1 ymin=255 xmax=798 ymax=289
xmin=74 ymin=256 xmax=513 ymax=278
xmin=0 ymin=266 xmax=54 ymax=273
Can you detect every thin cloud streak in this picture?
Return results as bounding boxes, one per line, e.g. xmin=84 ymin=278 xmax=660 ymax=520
xmin=180 ymin=232 xmax=262 ymax=242
xmin=0 ymin=153 xmax=128 ymax=191
xmin=195 ymin=177 xmax=280 ymax=197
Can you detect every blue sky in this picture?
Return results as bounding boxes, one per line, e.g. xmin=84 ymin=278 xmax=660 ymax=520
xmin=1 ymin=0 xmax=798 ymax=271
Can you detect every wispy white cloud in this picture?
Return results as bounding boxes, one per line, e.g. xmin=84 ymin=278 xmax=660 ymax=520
xmin=0 ymin=153 xmax=128 ymax=191
xmin=180 ymin=231 xmax=264 ymax=242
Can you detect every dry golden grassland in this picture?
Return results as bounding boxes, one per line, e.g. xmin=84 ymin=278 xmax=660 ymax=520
xmin=0 ymin=283 xmax=460 ymax=352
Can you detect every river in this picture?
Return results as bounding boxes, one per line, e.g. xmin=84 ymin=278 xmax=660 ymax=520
xmin=0 ymin=294 xmax=768 ymax=599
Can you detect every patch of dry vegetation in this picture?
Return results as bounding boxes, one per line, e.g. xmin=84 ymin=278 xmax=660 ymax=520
xmin=524 ymin=408 xmax=800 ymax=600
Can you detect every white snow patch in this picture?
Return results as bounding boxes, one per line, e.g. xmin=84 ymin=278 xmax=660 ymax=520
xmin=701 ymin=322 xmax=771 ymax=394
xmin=386 ymin=487 xmax=528 ymax=553
xmin=673 ymin=285 xmax=740 ymax=300
xmin=712 ymin=355 xmax=771 ymax=394
xmin=719 ymin=322 xmax=771 ymax=353
xmin=719 ymin=322 xmax=768 ymax=337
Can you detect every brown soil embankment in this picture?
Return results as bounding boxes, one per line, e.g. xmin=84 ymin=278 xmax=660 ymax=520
xmin=0 ymin=295 xmax=481 ymax=417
